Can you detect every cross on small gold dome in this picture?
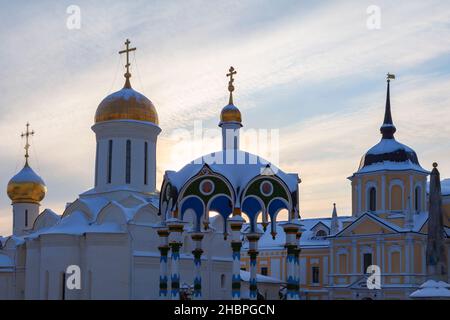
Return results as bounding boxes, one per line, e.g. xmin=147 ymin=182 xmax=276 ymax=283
xmin=21 ymin=122 xmax=34 ymax=165
xmin=226 ymin=66 xmax=237 ymax=105
xmin=119 ymin=39 xmax=137 ymax=88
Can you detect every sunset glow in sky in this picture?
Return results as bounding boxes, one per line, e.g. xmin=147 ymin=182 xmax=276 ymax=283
xmin=1 ymin=0 xmax=450 ymax=235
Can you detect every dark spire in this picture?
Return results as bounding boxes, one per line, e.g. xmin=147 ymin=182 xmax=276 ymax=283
xmin=380 ymin=73 xmax=396 ymax=139
xmin=426 ymin=162 xmax=448 ymax=281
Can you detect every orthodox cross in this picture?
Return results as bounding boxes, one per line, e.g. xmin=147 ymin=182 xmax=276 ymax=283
xmin=226 ymin=66 xmax=237 ymax=105
xmin=119 ymin=39 xmax=137 ymax=85
xmin=21 ymin=123 xmax=34 ymax=165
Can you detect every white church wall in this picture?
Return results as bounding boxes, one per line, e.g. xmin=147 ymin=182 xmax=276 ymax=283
xmin=84 ymin=233 xmax=131 ymax=299
xmin=133 ymin=255 xmax=160 ymax=299
xmin=38 ymin=235 xmax=82 ymax=300
xmin=25 ymin=239 xmax=41 ymax=299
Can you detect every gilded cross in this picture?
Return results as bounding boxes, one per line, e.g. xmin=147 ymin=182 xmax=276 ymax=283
xmin=119 ymin=39 xmax=137 ymax=81
xmin=21 ymin=123 xmax=34 ymax=165
xmin=226 ymin=66 xmax=237 ymax=104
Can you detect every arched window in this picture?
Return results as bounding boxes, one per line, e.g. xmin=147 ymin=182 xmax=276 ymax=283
xmin=107 ymin=140 xmax=113 ymax=184
xmin=125 ymin=140 xmax=131 ymax=184
xmin=144 ymin=141 xmax=148 ymax=185
xmin=315 ymin=230 xmax=327 ymax=238
xmin=369 ymin=187 xmax=376 ymax=212
xmin=415 ymin=186 xmax=421 ymax=212
xmin=220 ymin=274 xmax=226 ymax=288
xmin=25 ymin=209 xmax=28 ymax=227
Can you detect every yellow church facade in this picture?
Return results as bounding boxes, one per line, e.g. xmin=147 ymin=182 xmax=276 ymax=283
xmin=242 ymin=76 xmax=450 ymax=300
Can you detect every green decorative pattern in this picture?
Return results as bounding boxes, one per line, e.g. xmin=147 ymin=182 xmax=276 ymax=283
xmin=244 ymin=177 xmax=289 ymax=207
xmin=182 ymin=176 xmax=232 ymax=204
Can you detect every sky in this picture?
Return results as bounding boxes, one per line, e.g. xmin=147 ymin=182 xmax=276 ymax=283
xmin=0 ymin=0 xmax=450 ymax=235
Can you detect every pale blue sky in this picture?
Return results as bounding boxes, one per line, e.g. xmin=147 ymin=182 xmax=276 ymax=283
xmin=1 ymin=0 xmax=450 ymax=234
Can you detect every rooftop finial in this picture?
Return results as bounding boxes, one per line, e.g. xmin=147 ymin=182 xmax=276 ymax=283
xmin=21 ymin=122 xmax=34 ymax=166
xmin=380 ymin=73 xmax=396 ymax=139
xmin=119 ymin=39 xmax=136 ymax=88
xmin=226 ymin=66 xmax=237 ymax=105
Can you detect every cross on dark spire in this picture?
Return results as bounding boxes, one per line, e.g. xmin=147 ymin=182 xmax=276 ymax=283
xmin=119 ymin=39 xmax=137 ymax=88
xmin=380 ymin=73 xmax=396 ymax=139
xmin=21 ymin=122 xmax=34 ymax=166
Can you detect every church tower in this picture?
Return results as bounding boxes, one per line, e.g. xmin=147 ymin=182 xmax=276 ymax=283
xmin=7 ymin=123 xmax=46 ymax=236
xmin=219 ymin=66 xmax=242 ymax=152
xmin=348 ymin=74 xmax=429 ymax=221
xmin=91 ymin=40 xmax=161 ymax=195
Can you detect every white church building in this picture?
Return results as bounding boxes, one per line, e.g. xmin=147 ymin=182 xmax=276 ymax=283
xmin=0 ymin=41 xmax=299 ymax=300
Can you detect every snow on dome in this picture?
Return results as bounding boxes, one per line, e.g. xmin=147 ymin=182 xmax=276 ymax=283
xmin=357 ymin=138 xmax=427 ymax=174
xmin=166 ymin=149 xmax=298 ymax=193
xmin=95 ymin=87 xmax=159 ymax=124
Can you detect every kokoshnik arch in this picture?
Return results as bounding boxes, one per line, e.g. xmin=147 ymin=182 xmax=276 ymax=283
xmin=157 ymin=65 xmax=303 ymax=300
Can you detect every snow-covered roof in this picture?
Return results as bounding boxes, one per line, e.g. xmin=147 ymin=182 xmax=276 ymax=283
xmin=355 ymin=138 xmax=428 ymax=175
xmin=355 ymin=160 xmax=429 ymax=175
xmin=410 ymin=280 xmax=450 ymax=298
xmin=26 ymin=211 xmax=126 ymax=239
xmin=166 ymin=150 xmax=299 ymax=193
xmin=335 ymin=211 xmax=429 ymax=236
xmin=243 ymin=216 xmax=351 ymax=250
xmin=240 ymin=270 xmax=283 ymax=284
xmin=8 ymin=164 xmax=45 ymax=185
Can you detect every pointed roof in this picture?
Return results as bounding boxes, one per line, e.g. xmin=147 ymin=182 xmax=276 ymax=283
xmin=354 ymin=74 xmax=428 ymax=175
xmin=380 ymin=74 xmax=396 ymax=139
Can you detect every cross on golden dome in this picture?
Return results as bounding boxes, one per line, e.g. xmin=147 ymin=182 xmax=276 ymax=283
xmin=21 ymin=122 xmax=34 ymax=165
xmin=119 ymin=39 xmax=136 ymax=88
xmin=226 ymin=66 xmax=237 ymax=105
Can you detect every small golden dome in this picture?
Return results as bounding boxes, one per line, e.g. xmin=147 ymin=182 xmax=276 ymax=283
xmin=95 ymin=86 xmax=159 ymax=125
xmin=220 ymin=104 xmax=242 ymax=123
xmin=7 ymin=164 xmax=46 ymax=204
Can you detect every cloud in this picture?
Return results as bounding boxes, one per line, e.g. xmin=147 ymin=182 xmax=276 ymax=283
xmin=0 ymin=1 xmax=450 ymax=235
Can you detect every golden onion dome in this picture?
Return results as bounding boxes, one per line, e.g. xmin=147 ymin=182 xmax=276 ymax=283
xmin=95 ymin=83 xmax=159 ymax=125
xmin=7 ymin=164 xmax=46 ymax=204
xmin=220 ymin=104 xmax=242 ymax=124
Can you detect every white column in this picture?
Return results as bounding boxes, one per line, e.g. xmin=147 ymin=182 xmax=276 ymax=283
xmin=357 ymin=178 xmax=362 ymax=215
xmin=409 ymin=175 xmax=414 ymax=213
xmin=352 ymin=240 xmax=357 ymax=280
xmin=405 ymin=237 xmax=412 ymax=283
xmin=422 ymin=180 xmax=427 ymax=212
xmin=329 ymin=245 xmax=335 ymax=286
xmin=376 ymin=237 xmax=381 ymax=269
